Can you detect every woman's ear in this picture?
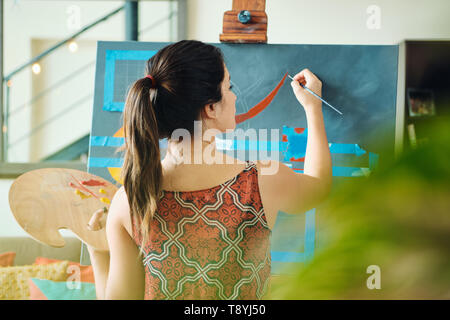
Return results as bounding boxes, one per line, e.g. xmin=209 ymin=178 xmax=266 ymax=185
xmin=202 ymin=103 xmax=218 ymax=119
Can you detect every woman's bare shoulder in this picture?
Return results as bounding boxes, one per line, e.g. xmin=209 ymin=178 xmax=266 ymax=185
xmin=215 ymin=151 xmax=247 ymax=165
xmin=111 ymin=186 xmax=130 ymax=210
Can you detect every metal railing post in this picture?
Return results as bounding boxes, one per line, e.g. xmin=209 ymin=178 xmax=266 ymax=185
xmin=177 ymin=0 xmax=187 ymax=41
xmin=125 ymin=0 xmax=139 ymax=41
xmin=4 ymin=84 xmax=9 ymax=161
xmin=0 ymin=0 xmax=4 ymax=162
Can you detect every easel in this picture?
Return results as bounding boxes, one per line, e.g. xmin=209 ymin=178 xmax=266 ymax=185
xmin=220 ymin=0 xmax=268 ymax=43
xmin=220 ymin=0 xmax=291 ymax=295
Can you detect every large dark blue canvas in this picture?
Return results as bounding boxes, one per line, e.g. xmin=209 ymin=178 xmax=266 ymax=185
xmin=88 ymin=41 xmax=399 ymax=274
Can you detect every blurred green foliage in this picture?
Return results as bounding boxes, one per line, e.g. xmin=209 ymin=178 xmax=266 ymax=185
xmin=270 ymin=117 xmax=450 ymax=299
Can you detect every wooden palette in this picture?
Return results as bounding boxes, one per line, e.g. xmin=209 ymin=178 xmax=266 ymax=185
xmin=8 ymin=168 xmax=119 ymax=251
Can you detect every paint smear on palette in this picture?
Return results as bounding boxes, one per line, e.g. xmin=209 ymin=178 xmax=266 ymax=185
xmin=69 ymin=182 xmax=97 ymax=199
xmin=81 ymin=179 xmax=107 ymax=187
xmin=75 ymin=189 xmax=91 ymax=199
xmin=235 ymin=72 xmax=288 ymax=124
xmin=68 ymin=177 xmax=100 ymax=200
xmin=69 ymin=177 xmax=112 ymax=205
xmin=100 ymin=197 xmax=110 ymax=204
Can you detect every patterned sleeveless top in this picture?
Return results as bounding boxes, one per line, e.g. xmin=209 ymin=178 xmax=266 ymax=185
xmin=130 ymin=160 xmax=272 ymax=300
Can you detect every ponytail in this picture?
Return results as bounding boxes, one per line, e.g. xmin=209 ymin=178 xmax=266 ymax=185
xmin=121 ymin=77 xmax=162 ymax=256
xmin=118 ymin=40 xmax=225 ymax=257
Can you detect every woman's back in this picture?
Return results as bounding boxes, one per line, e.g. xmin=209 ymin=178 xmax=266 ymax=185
xmin=158 ymin=151 xmax=279 ymax=230
xmin=127 ymin=159 xmax=272 ymax=299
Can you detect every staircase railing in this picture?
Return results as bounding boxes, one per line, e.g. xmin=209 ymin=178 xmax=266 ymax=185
xmin=2 ymin=5 xmax=125 ymax=163
xmin=0 ymin=1 xmax=184 ymax=175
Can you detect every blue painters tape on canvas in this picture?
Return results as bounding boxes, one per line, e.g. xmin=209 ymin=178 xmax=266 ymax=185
xmin=89 ymin=136 xmax=168 ymax=149
xmin=288 ymin=163 xmax=370 ymax=177
xmin=106 ymin=50 xmax=157 ymax=60
xmin=160 ymin=138 xmax=168 ymax=149
xmin=329 ymin=143 xmax=366 ymax=156
xmin=369 ymin=152 xmax=379 ymax=170
xmin=332 ymin=166 xmax=369 ymax=177
xmin=271 ymin=251 xmax=306 ymax=263
xmin=88 ymin=157 xmax=123 ymax=168
xmin=234 ymin=139 xmax=281 ymax=151
xmin=216 ymin=138 xmax=281 ymax=151
xmin=103 ymin=50 xmax=158 ymax=112
xmin=87 ymin=157 xmax=370 ymax=177
xmin=304 ymin=208 xmax=315 ymax=260
xmin=281 ymin=125 xmax=372 ymax=160
xmin=289 ymin=163 xmax=370 ymax=177
xmin=270 ymin=208 xmax=315 ymax=263
xmin=218 ymin=137 xmax=370 ymax=159
xmin=284 ymin=141 xmax=369 ymax=159
xmin=91 ymin=132 xmax=373 ymax=163
xmin=90 ymin=136 xmax=124 ymax=147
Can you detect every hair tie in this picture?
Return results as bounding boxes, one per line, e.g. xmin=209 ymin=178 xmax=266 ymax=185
xmin=145 ymin=75 xmax=157 ymax=88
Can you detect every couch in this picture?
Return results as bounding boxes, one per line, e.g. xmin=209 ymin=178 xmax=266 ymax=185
xmin=0 ymin=237 xmax=83 ymax=266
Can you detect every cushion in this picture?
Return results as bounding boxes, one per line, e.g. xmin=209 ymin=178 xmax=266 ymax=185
xmin=28 ymin=278 xmax=96 ymax=300
xmin=0 ymin=252 xmax=16 ymax=267
xmin=0 ymin=237 xmax=82 ymax=266
xmin=0 ymin=260 xmax=69 ymax=300
xmin=34 ymin=257 xmax=94 ymax=283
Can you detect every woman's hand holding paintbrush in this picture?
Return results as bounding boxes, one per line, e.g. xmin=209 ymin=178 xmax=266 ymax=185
xmin=290 ymin=69 xmax=323 ymax=111
xmin=289 ymin=70 xmax=343 ymax=115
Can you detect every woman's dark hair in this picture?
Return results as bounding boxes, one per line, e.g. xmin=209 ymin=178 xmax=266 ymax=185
xmin=120 ymin=40 xmax=225 ymax=254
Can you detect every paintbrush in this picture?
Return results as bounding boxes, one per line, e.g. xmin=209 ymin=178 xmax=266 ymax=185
xmin=288 ymin=74 xmax=343 ymax=115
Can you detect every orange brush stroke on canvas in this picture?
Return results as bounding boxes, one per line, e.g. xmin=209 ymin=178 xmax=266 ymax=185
xmin=235 ymin=72 xmax=288 ymax=124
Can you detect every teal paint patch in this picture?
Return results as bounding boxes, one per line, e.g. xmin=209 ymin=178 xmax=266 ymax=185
xmin=329 ymin=143 xmax=366 ymax=156
xmin=271 ymin=251 xmax=306 ymax=263
xmin=30 ymin=278 xmax=96 ymax=300
xmin=281 ymin=125 xmax=308 ymax=161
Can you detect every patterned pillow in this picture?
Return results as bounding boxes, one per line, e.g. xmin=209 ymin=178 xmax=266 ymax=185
xmin=28 ymin=278 xmax=96 ymax=300
xmin=34 ymin=257 xmax=95 ymax=283
xmin=0 ymin=252 xmax=16 ymax=267
xmin=0 ymin=261 xmax=69 ymax=300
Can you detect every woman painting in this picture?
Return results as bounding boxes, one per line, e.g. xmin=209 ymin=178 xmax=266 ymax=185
xmin=87 ymin=40 xmax=331 ymax=300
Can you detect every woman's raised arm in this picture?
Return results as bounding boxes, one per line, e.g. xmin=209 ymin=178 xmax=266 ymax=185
xmin=257 ymin=69 xmax=332 ymax=215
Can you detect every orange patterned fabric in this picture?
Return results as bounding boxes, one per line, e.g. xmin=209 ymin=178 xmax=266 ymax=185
xmin=131 ymin=160 xmax=272 ymax=300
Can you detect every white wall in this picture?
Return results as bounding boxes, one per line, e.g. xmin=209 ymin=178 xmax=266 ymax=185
xmin=4 ymin=0 xmax=174 ymax=162
xmin=1 ymin=0 xmax=174 ymax=236
xmin=187 ymin=0 xmax=450 ymax=44
xmin=1 ymin=0 xmax=450 ymax=237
